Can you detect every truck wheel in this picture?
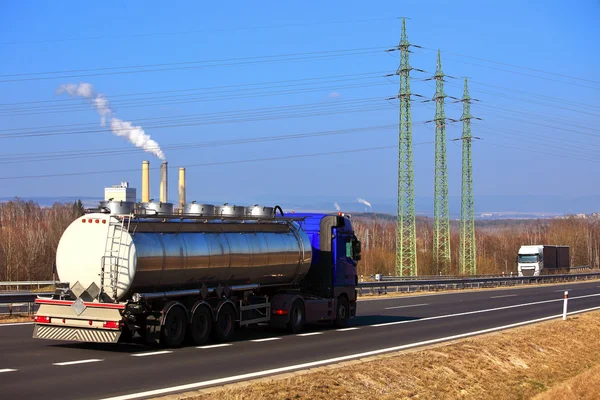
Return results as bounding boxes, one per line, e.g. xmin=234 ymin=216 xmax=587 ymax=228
xmin=287 ymin=299 xmax=305 ymax=334
xmin=161 ymin=306 xmax=187 ymax=348
xmin=189 ymin=305 xmax=212 ymax=346
xmin=334 ymin=297 xmax=349 ymax=328
xmin=212 ymin=304 xmax=236 ymax=342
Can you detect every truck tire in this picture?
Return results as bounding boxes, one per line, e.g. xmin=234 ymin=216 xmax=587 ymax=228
xmin=212 ymin=303 xmax=236 ymax=342
xmin=287 ymin=299 xmax=305 ymax=334
xmin=161 ymin=305 xmax=187 ymax=348
xmin=334 ymin=296 xmax=349 ymax=328
xmin=189 ymin=305 xmax=212 ymax=346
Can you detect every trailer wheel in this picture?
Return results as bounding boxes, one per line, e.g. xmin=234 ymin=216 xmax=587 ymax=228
xmin=212 ymin=303 xmax=236 ymax=342
xmin=161 ymin=306 xmax=187 ymax=348
xmin=189 ymin=305 xmax=212 ymax=346
xmin=287 ymin=299 xmax=305 ymax=334
xmin=334 ymin=296 xmax=349 ymax=328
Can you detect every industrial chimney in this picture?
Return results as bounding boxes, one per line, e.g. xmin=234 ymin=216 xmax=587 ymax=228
xmin=142 ymin=160 xmax=150 ymax=203
xmin=178 ymin=167 xmax=186 ymax=210
xmin=160 ymin=161 xmax=168 ymax=203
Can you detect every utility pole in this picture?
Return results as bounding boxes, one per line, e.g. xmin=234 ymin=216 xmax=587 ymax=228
xmin=459 ymin=78 xmax=477 ymax=275
xmin=432 ymin=50 xmax=451 ymax=275
xmin=395 ymin=18 xmax=418 ymax=276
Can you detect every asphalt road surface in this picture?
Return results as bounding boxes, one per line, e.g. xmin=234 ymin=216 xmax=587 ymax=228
xmin=1 ymin=281 xmax=599 ymax=400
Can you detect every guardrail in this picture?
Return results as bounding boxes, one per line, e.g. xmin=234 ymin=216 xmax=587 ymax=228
xmin=0 ymin=281 xmax=55 ymax=291
xmin=357 ymin=272 xmax=600 ymax=296
xmin=0 ymin=292 xmax=53 ymax=316
xmin=370 ymin=266 xmax=592 ymax=282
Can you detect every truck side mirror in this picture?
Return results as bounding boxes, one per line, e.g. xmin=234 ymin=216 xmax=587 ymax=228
xmin=353 ymin=240 xmax=362 ymax=262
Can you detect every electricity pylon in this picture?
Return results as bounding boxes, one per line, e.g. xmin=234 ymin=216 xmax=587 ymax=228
xmin=395 ymin=18 xmax=417 ymax=276
xmin=460 ymin=78 xmax=477 ymax=275
xmin=432 ymin=50 xmax=451 ymax=275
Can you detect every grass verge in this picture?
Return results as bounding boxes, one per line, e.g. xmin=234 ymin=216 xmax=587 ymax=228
xmin=159 ymin=311 xmax=600 ymax=400
xmin=0 ymin=314 xmax=32 ymax=324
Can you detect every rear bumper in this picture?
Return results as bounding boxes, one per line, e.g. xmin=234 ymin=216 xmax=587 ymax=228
xmin=32 ymin=301 xmax=124 ymax=343
xmin=33 ymin=324 xmax=121 ymax=343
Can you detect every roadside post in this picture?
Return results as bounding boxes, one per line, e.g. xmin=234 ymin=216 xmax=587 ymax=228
xmin=563 ymin=291 xmax=569 ymax=320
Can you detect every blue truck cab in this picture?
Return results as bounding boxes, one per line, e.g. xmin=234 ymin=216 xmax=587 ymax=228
xmin=281 ymin=212 xmax=361 ymax=326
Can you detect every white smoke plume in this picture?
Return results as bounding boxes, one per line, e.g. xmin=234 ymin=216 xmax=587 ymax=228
xmin=334 ymin=202 xmax=341 ymax=211
xmin=57 ymin=82 xmax=166 ymax=160
xmin=356 ymin=197 xmax=372 ymax=208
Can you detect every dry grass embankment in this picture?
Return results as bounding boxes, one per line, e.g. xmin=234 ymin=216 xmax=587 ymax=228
xmin=534 ymin=363 xmax=600 ymax=400
xmin=0 ymin=314 xmax=32 ymax=324
xmin=159 ymin=311 xmax=600 ymax=400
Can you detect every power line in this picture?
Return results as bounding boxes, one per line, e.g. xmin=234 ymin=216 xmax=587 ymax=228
xmin=480 ymin=140 xmax=600 ymax=164
xmin=0 ymin=142 xmax=434 ymax=181
xmin=445 ymin=81 xmax=600 ymax=118
xmin=418 ymin=46 xmax=600 ymax=85
xmin=0 ymin=124 xmax=397 ymax=164
xmin=2 ymin=16 xmax=400 ymax=46
xmin=0 ymin=97 xmax=398 ymax=139
xmin=0 ymin=79 xmax=392 ymax=116
xmin=0 ymin=71 xmax=387 ymax=107
xmin=0 ymin=47 xmax=390 ymax=83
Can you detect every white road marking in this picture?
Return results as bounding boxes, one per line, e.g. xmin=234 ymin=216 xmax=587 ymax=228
xmin=336 ymin=327 xmax=360 ymax=331
xmin=250 ymin=337 xmax=281 ymax=342
xmin=490 ymin=294 xmax=518 ymax=299
xmin=358 ymin=281 xmax=599 ymax=302
xmin=53 ymin=359 xmax=103 ymax=366
xmin=131 ymin=351 xmax=172 ymax=357
xmin=296 ymin=332 xmax=323 ymax=337
xmin=385 ymin=303 xmax=429 ymax=310
xmin=197 ymin=344 xmax=232 ymax=349
xmin=371 ymin=293 xmax=600 ymax=328
xmin=0 ymin=322 xmax=33 ymax=327
xmin=100 ymin=305 xmax=600 ymax=400
xmin=0 ymin=369 xmax=17 ymax=373
xmin=555 ymin=289 xmax=572 ymax=292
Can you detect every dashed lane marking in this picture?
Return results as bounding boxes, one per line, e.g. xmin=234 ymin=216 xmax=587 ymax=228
xmin=197 ymin=344 xmax=232 ymax=349
xmin=297 ymin=332 xmax=324 ymax=337
xmin=490 ymin=294 xmax=518 ymax=299
xmin=385 ymin=303 xmax=429 ymax=310
xmin=336 ymin=327 xmax=360 ymax=332
xmin=250 ymin=337 xmax=281 ymax=342
xmin=53 ymin=359 xmax=103 ymax=366
xmin=131 ymin=351 xmax=173 ymax=357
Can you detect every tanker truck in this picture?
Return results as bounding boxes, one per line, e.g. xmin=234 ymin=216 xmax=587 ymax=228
xmin=33 ymin=202 xmax=361 ymax=347
xmin=33 ymin=162 xmax=361 ymax=347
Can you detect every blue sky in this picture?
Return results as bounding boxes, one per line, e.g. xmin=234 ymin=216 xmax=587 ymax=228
xmin=0 ymin=1 xmax=598 ymax=211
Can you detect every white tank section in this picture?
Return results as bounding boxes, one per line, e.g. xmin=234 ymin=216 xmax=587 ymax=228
xmin=56 ymin=213 xmax=313 ymax=302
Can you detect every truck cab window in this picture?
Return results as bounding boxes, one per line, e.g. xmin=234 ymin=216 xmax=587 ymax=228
xmin=346 ymin=239 xmax=354 ymax=259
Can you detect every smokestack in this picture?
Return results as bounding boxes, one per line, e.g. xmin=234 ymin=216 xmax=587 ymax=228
xmin=160 ymin=162 xmax=168 ymax=203
xmin=178 ymin=167 xmax=186 ymax=210
xmin=142 ymin=161 xmax=150 ymax=203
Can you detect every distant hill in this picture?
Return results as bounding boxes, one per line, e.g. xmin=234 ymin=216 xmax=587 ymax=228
xmin=1 ymin=194 xmax=598 ymax=219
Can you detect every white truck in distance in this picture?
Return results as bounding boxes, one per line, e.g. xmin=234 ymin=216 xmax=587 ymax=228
xmin=517 ymin=245 xmax=570 ymax=277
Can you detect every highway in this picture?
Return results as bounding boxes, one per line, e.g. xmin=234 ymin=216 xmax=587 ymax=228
xmin=1 ymin=281 xmax=599 ymax=400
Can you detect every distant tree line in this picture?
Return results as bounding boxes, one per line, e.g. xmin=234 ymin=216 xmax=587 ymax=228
xmin=1 ymin=199 xmax=598 ymax=281
xmin=0 ymin=198 xmax=84 ymax=281
xmin=352 ymin=216 xmax=600 ymax=277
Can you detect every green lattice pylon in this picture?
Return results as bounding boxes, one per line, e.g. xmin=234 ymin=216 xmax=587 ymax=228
xmin=395 ymin=18 xmax=417 ymax=276
xmin=433 ymin=50 xmax=451 ymax=275
xmin=460 ymin=78 xmax=476 ymax=275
